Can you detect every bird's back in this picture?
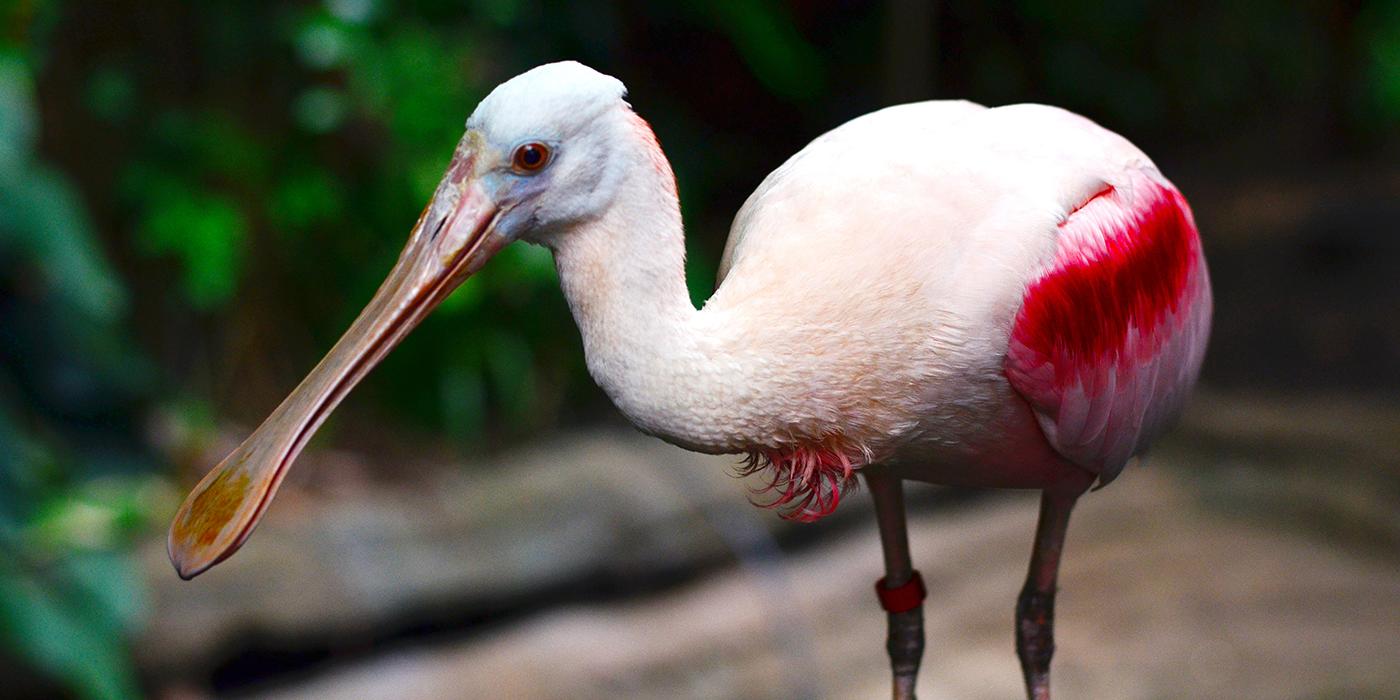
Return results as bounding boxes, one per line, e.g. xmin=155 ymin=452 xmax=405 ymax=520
xmin=705 ymin=100 xmax=1210 ymax=485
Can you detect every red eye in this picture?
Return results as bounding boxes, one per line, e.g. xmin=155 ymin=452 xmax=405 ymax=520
xmin=512 ymin=142 xmax=551 ymax=172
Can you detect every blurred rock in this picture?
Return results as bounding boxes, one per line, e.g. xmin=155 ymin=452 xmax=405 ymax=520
xmin=248 ymin=468 xmax=1400 ymax=700
xmin=137 ymin=431 xmax=837 ymax=680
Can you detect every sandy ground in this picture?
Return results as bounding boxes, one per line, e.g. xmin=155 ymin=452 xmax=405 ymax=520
xmin=244 ymin=468 xmax=1400 ymax=700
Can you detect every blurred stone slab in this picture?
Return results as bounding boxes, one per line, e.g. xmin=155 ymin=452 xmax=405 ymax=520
xmin=1182 ymin=391 xmax=1400 ymax=455
xmin=136 ymin=431 xmax=830 ymax=676
xmin=251 ymin=468 xmax=1400 ymax=700
xmin=1178 ymin=391 xmax=1400 ymax=552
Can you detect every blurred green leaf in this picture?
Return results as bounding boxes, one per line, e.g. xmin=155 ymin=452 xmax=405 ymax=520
xmin=0 ymin=51 xmax=36 ymax=172
xmin=0 ymin=553 xmax=144 ymax=700
xmin=297 ymin=17 xmax=352 ymax=69
xmin=439 ymin=362 xmax=486 ymax=439
xmin=30 ymin=476 xmax=175 ymax=552
xmin=193 ymin=113 xmax=270 ymax=184
xmin=438 ymin=274 xmax=486 ymax=314
xmin=346 ymin=22 xmax=475 ymax=147
xmin=269 ymin=166 xmax=345 ymax=233
xmin=0 ymin=397 xmax=53 ymax=517
xmin=1362 ymin=1 xmax=1400 ymax=122
xmin=1 ymin=167 xmax=129 ymax=321
xmin=471 ymin=0 xmax=520 ymax=27
xmin=84 ymin=64 xmax=136 ymax=123
xmin=295 ymin=86 xmax=349 ymax=133
xmin=0 ymin=49 xmax=128 ymax=323
xmin=0 ymin=75 xmax=155 ymax=700
xmin=136 ymin=183 xmax=247 ymax=309
xmin=0 ymin=50 xmax=127 ymax=320
xmin=327 ymin=0 xmax=378 ymax=25
xmin=483 ymin=330 xmax=534 ymax=425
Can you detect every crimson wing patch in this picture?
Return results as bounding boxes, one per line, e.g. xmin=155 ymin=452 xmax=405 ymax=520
xmin=1005 ymin=171 xmax=1212 ymax=484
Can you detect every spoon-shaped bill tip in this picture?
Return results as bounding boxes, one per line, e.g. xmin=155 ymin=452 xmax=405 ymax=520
xmin=167 ymin=159 xmax=505 ymax=579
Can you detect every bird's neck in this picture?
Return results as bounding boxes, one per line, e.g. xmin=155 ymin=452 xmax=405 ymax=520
xmin=548 ymin=127 xmax=753 ymax=454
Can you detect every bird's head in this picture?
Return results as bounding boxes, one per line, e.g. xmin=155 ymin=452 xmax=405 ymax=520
xmin=167 ymin=61 xmax=635 ymax=579
xmin=466 ymin=61 xmax=633 ymax=244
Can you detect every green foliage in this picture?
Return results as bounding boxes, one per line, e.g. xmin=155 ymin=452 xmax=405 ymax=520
xmin=0 ymin=551 xmax=144 ymax=700
xmin=92 ymin=0 xmax=579 ymax=439
xmin=120 ymin=110 xmax=268 ymax=309
xmin=0 ymin=51 xmax=35 ymax=173
xmin=268 ymin=165 xmax=345 ymax=234
xmin=134 ymin=178 xmax=248 ymax=310
xmin=1361 ymin=1 xmax=1400 ymax=124
xmin=1 ymin=57 xmax=126 ymax=320
xmin=0 ymin=28 xmax=161 ymax=700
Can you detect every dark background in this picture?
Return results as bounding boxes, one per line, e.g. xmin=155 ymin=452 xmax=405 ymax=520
xmin=2 ymin=1 xmax=1398 ymax=698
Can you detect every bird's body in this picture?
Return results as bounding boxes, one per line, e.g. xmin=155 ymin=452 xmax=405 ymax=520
xmin=554 ymin=96 xmax=1209 ymax=515
xmin=169 ymin=62 xmax=1211 ymax=700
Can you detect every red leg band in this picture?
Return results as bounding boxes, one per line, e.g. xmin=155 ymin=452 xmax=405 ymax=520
xmin=875 ymin=570 xmax=926 ymax=613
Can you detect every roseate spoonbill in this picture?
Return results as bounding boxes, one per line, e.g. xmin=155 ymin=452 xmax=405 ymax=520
xmin=169 ymin=61 xmax=1211 ymax=699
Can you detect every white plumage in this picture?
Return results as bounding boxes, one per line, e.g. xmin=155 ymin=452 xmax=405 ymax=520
xmin=543 ymin=88 xmax=1209 ymax=490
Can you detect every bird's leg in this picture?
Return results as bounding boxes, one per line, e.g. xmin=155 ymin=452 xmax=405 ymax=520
xmin=866 ymin=471 xmax=925 ymax=700
xmin=1016 ymin=480 xmax=1089 ymax=700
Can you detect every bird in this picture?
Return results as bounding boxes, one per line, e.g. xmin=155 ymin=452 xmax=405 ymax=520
xmin=168 ymin=61 xmax=1211 ymax=700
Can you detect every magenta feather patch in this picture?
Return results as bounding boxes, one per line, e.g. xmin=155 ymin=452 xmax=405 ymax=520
xmin=1005 ymin=172 xmax=1211 ymax=480
xmin=737 ymin=438 xmax=863 ymax=522
xmin=1015 ymin=182 xmax=1196 ymax=369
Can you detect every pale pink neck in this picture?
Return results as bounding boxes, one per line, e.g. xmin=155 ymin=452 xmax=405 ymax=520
xmin=547 ymin=113 xmax=868 ymax=521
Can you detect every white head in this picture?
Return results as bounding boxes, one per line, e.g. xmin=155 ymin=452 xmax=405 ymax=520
xmin=167 ymin=61 xmax=656 ymax=578
xmin=463 ymin=61 xmax=637 ymax=244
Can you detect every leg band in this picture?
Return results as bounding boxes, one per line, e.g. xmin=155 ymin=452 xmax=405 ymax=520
xmin=876 ymin=570 xmax=926 ymax=613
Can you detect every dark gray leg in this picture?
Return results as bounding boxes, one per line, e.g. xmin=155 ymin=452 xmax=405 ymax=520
xmin=1016 ymin=481 xmax=1088 ymax=700
xmin=866 ymin=471 xmax=925 ymax=700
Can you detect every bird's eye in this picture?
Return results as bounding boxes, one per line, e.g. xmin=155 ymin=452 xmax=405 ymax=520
xmin=511 ymin=142 xmax=551 ymax=173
